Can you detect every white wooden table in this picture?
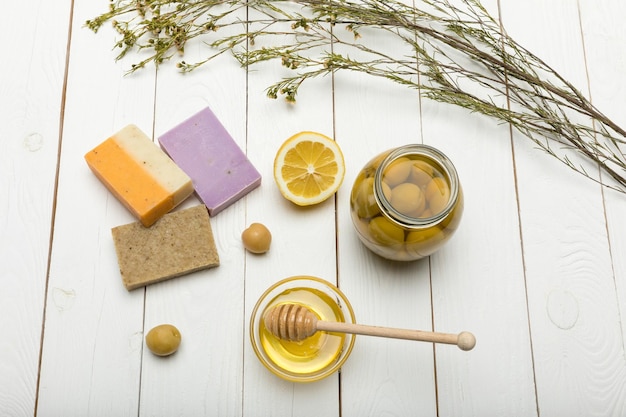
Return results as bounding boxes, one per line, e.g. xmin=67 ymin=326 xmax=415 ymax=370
xmin=3 ymin=0 xmax=626 ymax=415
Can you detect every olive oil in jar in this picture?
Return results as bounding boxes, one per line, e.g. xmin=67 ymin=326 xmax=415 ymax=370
xmin=350 ymin=144 xmax=463 ymax=261
xmin=259 ymin=287 xmax=347 ymax=376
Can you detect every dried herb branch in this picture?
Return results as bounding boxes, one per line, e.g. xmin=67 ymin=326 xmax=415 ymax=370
xmin=86 ymin=0 xmax=626 ymax=192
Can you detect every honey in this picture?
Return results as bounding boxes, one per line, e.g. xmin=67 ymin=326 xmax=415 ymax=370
xmin=250 ymin=276 xmax=356 ymax=382
xmin=350 ymin=144 xmax=463 ymax=261
xmin=259 ymin=287 xmax=345 ymax=375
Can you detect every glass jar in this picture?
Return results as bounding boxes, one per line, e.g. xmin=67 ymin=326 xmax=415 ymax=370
xmin=350 ymin=144 xmax=463 ymax=261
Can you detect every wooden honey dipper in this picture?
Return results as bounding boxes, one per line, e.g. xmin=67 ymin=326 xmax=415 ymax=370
xmin=264 ymin=303 xmax=476 ymax=351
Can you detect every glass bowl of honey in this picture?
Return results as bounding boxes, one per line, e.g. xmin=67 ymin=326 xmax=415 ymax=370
xmin=350 ymin=144 xmax=464 ymax=261
xmin=249 ymin=276 xmax=356 ymax=383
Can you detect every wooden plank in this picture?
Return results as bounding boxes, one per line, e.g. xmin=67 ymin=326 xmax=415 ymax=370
xmin=332 ymin=4 xmax=437 ymax=415
xmin=576 ymin=0 xmax=626 ymax=414
xmin=36 ymin=0 xmax=155 ymax=415
xmin=242 ymin=10 xmax=342 ymax=416
xmin=137 ymin=19 xmax=249 ymax=416
xmin=417 ymin=1 xmax=537 ymax=415
xmin=500 ymin=0 xmax=626 ymax=415
xmin=0 ymin=1 xmax=71 ymax=415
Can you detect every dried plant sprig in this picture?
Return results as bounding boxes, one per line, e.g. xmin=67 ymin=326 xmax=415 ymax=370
xmin=86 ymin=0 xmax=626 ymax=193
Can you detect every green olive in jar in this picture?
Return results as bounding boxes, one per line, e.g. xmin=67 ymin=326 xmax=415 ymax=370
xmin=146 ymin=324 xmax=182 ymax=356
xmin=368 ymin=216 xmax=405 ymax=246
xmin=409 ymin=160 xmax=435 ymax=188
xmin=405 ymin=226 xmax=446 ymax=258
xmin=425 ymin=177 xmax=451 ymax=215
xmin=390 ymin=182 xmax=426 ymax=217
xmin=382 ymin=157 xmax=412 ymax=188
xmin=354 ymin=177 xmax=381 ymax=219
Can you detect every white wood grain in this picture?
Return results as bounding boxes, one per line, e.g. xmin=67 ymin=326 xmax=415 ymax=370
xmin=36 ymin=0 xmax=154 ymax=415
xmin=576 ymin=0 xmax=626 ymax=414
xmin=242 ymin=13 xmax=343 ymax=416
xmin=416 ymin=1 xmax=537 ymax=415
xmin=3 ymin=0 xmax=626 ymax=415
xmin=332 ymin=9 xmax=437 ymax=415
xmin=579 ymin=0 xmax=626 ymax=352
xmin=0 ymin=1 xmax=71 ymax=416
xmin=501 ymin=0 xmax=626 ymax=415
xmin=138 ymin=18 xmax=249 ymax=416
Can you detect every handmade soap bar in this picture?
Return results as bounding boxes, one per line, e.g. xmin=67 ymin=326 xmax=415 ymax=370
xmin=158 ymin=107 xmax=261 ymax=216
xmin=111 ymin=204 xmax=219 ymax=290
xmin=85 ymin=125 xmax=194 ymax=227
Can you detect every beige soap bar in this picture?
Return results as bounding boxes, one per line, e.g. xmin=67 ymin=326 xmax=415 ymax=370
xmin=85 ymin=125 xmax=194 ymax=227
xmin=111 ymin=205 xmax=219 ymax=290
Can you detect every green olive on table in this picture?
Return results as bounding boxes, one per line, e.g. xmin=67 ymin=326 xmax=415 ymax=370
xmin=145 ymin=324 xmax=181 ymax=356
xmin=242 ymin=223 xmax=272 ymax=254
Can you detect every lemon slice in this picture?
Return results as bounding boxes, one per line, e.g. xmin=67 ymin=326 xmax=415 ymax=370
xmin=274 ymin=131 xmax=345 ymax=206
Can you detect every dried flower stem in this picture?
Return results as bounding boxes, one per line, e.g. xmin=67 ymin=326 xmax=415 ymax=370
xmin=86 ymin=0 xmax=626 ymax=192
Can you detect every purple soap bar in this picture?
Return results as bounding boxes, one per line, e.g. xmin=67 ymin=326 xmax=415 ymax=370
xmin=158 ymin=107 xmax=261 ymax=216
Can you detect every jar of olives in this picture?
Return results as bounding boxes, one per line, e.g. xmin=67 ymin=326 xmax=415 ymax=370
xmin=350 ymin=144 xmax=463 ymax=261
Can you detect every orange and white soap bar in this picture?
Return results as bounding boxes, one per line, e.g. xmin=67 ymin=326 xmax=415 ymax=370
xmin=85 ymin=125 xmax=194 ymax=227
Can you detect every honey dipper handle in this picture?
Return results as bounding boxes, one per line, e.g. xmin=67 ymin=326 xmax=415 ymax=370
xmin=316 ymin=321 xmax=476 ymax=351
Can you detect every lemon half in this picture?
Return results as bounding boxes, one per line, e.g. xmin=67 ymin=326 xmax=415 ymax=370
xmin=273 ymin=131 xmax=346 ymax=206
